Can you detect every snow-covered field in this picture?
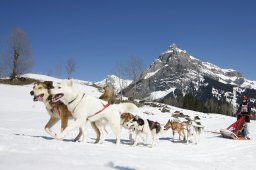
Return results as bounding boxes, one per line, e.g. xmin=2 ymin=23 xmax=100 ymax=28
xmin=0 ymin=79 xmax=256 ymax=170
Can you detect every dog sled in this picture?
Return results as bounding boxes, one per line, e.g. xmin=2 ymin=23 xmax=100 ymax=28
xmin=220 ymin=116 xmax=248 ymax=140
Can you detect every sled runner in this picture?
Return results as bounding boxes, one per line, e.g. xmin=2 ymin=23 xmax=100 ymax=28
xmin=220 ymin=116 xmax=248 ymax=140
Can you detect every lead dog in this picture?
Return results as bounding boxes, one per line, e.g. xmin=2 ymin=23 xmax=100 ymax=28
xmin=50 ymin=79 xmax=138 ymax=145
xmin=30 ymin=81 xmax=113 ymax=143
xmin=128 ymin=115 xmax=162 ymax=147
xmin=30 ymin=81 xmax=85 ymax=141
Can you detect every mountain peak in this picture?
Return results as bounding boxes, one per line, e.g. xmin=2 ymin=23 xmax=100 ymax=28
xmin=123 ymin=44 xmax=256 ymax=104
xmin=163 ymin=43 xmax=187 ymax=55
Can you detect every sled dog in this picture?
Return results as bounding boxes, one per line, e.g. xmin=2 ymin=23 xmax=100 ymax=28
xmin=128 ymin=115 xmax=162 ymax=147
xmin=186 ymin=116 xmax=204 ymax=144
xmin=164 ymin=119 xmax=187 ymax=142
xmin=50 ymin=79 xmax=138 ymax=145
xmin=120 ymin=112 xmax=136 ymax=141
xmin=30 ymin=81 xmax=116 ymax=143
xmin=30 ymin=81 xmax=87 ymax=141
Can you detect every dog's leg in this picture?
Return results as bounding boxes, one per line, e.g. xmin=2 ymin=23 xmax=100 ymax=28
xmin=182 ymin=130 xmax=187 ymax=143
xmin=151 ymin=130 xmax=157 ymax=147
xmin=60 ymin=115 xmax=69 ymax=132
xmin=97 ymin=124 xmax=106 ymax=144
xmin=128 ymin=131 xmax=135 ymax=143
xmin=145 ymin=133 xmax=149 ymax=146
xmin=172 ymin=130 xmax=175 ymax=142
xmin=73 ymin=127 xmax=86 ymax=142
xmin=45 ymin=116 xmax=59 ymax=138
xmin=194 ymin=129 xmax=199 ymax=144
xmin=186 ymin=129 xmax=190 ymax=144
xmin=55 ymin=116 xmax=86 ymax=140
xmin=132 ymin=132 xmax=139 ymax=146
xmin=91 ymin=122 xmax=101 ymax=144
xmin=108 ymin=122 xmax=121 ymax=145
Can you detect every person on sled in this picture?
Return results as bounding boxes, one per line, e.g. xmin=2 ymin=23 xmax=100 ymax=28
xmin=235 ymin=95 xmax=252 ymax=139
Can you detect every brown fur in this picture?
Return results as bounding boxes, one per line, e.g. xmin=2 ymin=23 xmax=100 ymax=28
xmin=99 ymin=86 xmax=115 ymax=104
xmin=121 ymin=112 xmax=136 ymax=125
xmin=164 ymin=120 xmax=187 ymax=141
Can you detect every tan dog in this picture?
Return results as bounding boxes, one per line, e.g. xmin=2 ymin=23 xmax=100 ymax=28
xmin=164 ymin=119 xmax=187 ymax=142
xmin=30 ymin=81 xmax=101 ymax=142
xmin=99 ymin=86 xmax=115 ymax=104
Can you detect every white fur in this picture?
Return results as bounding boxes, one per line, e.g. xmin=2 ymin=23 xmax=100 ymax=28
xmin=186 ymin=121 xmax=204 ymax=144
xmin=129 ymin=117 xmax=161 ymax=147
xmin=50 ymin=79 xmax=138 ymax=145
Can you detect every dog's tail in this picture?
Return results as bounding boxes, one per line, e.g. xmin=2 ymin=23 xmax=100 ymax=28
xmin=116 ymin=103 xmax=138 ymax=114
xmin=159 ymin=125 xmax=166 ymax=134
xmin=99 ymin=86 xmax=115 ymax=103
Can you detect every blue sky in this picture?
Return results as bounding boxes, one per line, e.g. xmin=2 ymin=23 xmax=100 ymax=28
xmin=0 ymin=0 xmax=256 ymax=82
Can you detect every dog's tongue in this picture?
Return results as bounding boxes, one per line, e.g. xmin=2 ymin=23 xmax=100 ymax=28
xmin=38 ymin=96 xmax=43 ymax=101
xmin=34 ymin=95 xmax=44 ymax=102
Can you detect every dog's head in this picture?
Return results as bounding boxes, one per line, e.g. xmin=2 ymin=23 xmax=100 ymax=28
xmin=121 ymin=113 xmax=136 ymax=129
xmin=164 ymin=119 xmax=185 ymax=131
xmin=164 ymin=120 xmax=173 ymax=130
xmin=30 ymin=81 xmax=54 ymax=102
xmin=126 ymin=115 xmax=144 ymax=131
xmin=50 ymin=79 xmax=79 ymax=105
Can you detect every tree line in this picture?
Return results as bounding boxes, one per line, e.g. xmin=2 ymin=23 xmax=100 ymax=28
xmin=161 ymin=93 xmax=233 ymax=116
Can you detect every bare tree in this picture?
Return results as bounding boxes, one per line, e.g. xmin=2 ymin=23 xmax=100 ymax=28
xmin=115 ymin=56 xmax=144 ymax=98
xmin=66 ymin=58 xmax=76 ymax=79
xmin=114 ymin=61 xmax=129 ymax=99
xmin=6 ymin=28 xmax=33 ymax=80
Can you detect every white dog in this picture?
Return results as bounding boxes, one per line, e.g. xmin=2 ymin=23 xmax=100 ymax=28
xmin=128 ymin=116 xmax=162 ymax=147
xmin=50 ymin=79 xmax=138 ymax=145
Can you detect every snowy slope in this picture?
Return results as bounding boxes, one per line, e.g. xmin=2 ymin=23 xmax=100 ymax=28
xmin=0 ymin=79 xmax=256 ymax=170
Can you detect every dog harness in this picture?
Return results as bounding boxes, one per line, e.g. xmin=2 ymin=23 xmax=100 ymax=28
xmin=87 ymin=103 xmax=110 ymax=120
xmin=69 ymin=93 xmax=86 ymax=113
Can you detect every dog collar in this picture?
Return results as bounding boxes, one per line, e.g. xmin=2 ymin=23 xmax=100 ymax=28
xmin=70 ymin=93 xmax=86 ymax=113
xmin=68 ymin=93 xmax=85 ymax=105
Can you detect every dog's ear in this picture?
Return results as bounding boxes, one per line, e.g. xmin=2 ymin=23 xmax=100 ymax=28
xmin=137 ymin=118 xmax=144 ymax=126
xmin=135 ymin=115 xmax=139 ymax=120
xmin=44 ymin=81 xmax=54 ymax=89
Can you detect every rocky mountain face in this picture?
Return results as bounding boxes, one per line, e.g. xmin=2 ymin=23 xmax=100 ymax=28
xmin=122 ymin=44 xmax=256 ymax=109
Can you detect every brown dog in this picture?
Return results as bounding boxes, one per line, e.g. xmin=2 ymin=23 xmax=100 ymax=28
xmin=30 ymin=81 xmax=101 ymax=142
xmin=164 ymin=119 xmax=187 ymax=142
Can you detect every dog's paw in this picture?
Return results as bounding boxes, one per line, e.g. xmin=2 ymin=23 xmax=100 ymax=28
xmin=55 ymin=134 xmax=64 ymax=141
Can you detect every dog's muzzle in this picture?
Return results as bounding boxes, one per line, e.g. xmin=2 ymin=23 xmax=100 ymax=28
xmin=30 ymin=91 xmax=34 ymax=96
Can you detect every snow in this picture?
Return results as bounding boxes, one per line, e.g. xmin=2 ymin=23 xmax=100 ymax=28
xmin=144 ymin=69 xmax=160 ymax=79
xmin=1 ymin=76 xmax=256 ymax=170
xmin=145 ymin=88 xmax=176 ymax=101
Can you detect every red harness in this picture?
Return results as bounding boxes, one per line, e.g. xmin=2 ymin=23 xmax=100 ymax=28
xmin=87 ymin=103 xmax=110 ymax=120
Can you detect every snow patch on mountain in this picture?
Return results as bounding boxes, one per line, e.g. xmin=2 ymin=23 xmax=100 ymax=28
xmin=144 ymin=69 xmax=160 ymax=79
xmin=96 ymin=75 xmax=132 ymax=93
